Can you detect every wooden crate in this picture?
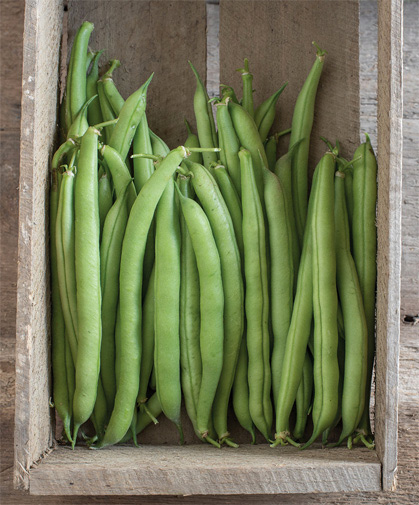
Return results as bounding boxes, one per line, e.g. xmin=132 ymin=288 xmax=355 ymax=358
xmin=14 ymin=0 xmax=402 ymax=495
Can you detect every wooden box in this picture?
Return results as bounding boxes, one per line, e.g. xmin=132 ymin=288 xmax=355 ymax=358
xmin=15 ymin=0 xmax=402 ymax=496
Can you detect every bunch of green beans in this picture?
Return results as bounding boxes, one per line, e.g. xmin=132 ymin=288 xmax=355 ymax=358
xmin=51 ymin=23 xmax=377 ymax=451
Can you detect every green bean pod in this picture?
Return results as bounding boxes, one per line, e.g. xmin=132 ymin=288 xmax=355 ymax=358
xmin=132 ymin=113 xmax=155 ymax=193
xmin=98 ymin=173 xmax=113 ymax=236
xmin=55 ymin=169 xmax=78 ymax=363
xmin=186 ymin=160 xmax=244 ymax=445
xmin=95 ymin=146 xmax=190 ymax=448
xmin=293 ymin=352 xmax=313 ymax=440
xmin=97 ymin=81 xmax=116 ymax=144
xmin=176 ymin=186 xmax=224 ymax=447
xmin=265 ymin=135 xmax=277 ymax=172
xmin=229 ymin=101 xmax=268 ymax=199
xmin=92 ymin=378 xmax=108 ymax=442
xmin=51 ymin=167 xmax=72 ymax=442
xmin=64 ymin=334 xmax=75 ymax=435
xmin=183 ymin=119 xmax=203 ymax=164
xmin=263 ymin=168 xmax=294 ymax=410
xmin=154 ymin=178 xmax=183 ymax=440
xmin=188 ymin=62 xmax=218 ymax=169
xmin=86 ymin=51 xmax=104 ymax=127
xmin=100 ymin=144 xmax=137 ymax=209
xmin=149 ymin=129 xmax=170 ymax=156
xmin=137 ymin=267 xmax=155 ymax=406
xmin=100 ymin=184 xmax=130 ymax=413
xmin=216 ymin=98 xmax=241 ymax=196
xmin=302 ymin=152 xmax=339 ymax=450
xmin=272 ymin=163 xmax=319 ymax=447
xmin=237 ymin=58 xmax=254 ymax=118
xmin=67 ymin=21 xmax=94 ymax=125
xmin=220 ymin=84 xmax=239 ymax=104
xmin=274 ymin=139 xmax=304 ymax=291
xmin=239 ymin=149 xmax=272 ymax=440
xmin=290 ymin=43 xmax=326 ymax=246
xmin=108 ymin=73 xmax=153 ymax=160
xmin=254 ymin=83 xmax=288 ymax=143
xmin=119 ymin=393 xmax=163 ymax=444
xmin=178 ymin=175 xmax=202 ymax=439
xmin=101 ymin=60 xmax=125 ymax=116
xmin=352 ymin=136 xmax=377 ymax=439
xmin=72 ymin=127 xmax=102 ymax=444
xmin=232 ymin=335 xmax=256 ymax=443
xmin=212 ymin=163 xmax=243 ymax=257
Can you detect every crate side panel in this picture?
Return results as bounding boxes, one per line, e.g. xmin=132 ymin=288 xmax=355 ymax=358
xmin=15 ymin=0 xmax=63 ymax=491
xmin=67 ymin=0 xmax=207 ymax=149
xmin=376 ymin=0 xmax=403 ymax=492
xmin=220 ymin=0 xmax=360 ymax=167
xmin=29 ymin=445 xmax=381 ymax=495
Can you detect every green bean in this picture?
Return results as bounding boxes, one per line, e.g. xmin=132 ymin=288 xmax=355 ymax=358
xmin=97 ymin=80 xmax=116 ymax=144
xmin=220 ymin=84 xmax=239 ymax=104
xmin=178 ymin=175 xmax=202 ymax=440
xmin=239 ymin=149 xmax=272 ymax=441
xmin=137 ymin=267 xmax=155 ymax=407
xmin=350 ymin=136 xmax=377 ymax=440
xmin=232 ymin=335 xmax=256 ymax=444
xmin=189 ymin=61 xmax=218 ymax=169
xmin=293 ymin=352 xmax=313 ymax=440
xmin=133 ymin=114 xmax=154 ymax=193
xmin=176 ymin=185 xmax=223 ymax=448
xmin=183 ymin=119 xmax=203 ymax=164
xmin=55 ymin=167 xmax=78 ymax=363
xmin=91 ymin=378 xmax=108 ymax=442
xmin=108 ymin=74 xmax=153 ymax=161
xmin=95 ymin=146 xmax=191 ymax=448
xmin=64 ymin=333 xmax=75 ymax=435
xmin=67 ymin=95 xmax=98 ymax=141
xmin=67 ymin=21 xmax=94 ymax=125
xmin=272 ymin=161 xmax=319 ymax=448
xmin=120 ymin=393 xmax=162 ymax=444
xmin=254 ymin=83 xmax=288 ymax=143
xmin=100 ymin=144 xmax=137 ymax=209
xmin=100 ymin=184 xmax=130 ymax=413
xmin=289 ymin=43 xmax=326 ymax=246
xmin=302 ymin=151 xmax=339 ymax=450
xmin=263 ymin=167 xmax=294 ymax=411
xmin=86 ymin=51 xmax=104 ymax=127
xmin=216 ymin=98 xmax=241 ymax=196
xmin=265 ymin=135 xmax=277 ymax=172
xmin=101 ymin=60 xmax=125 ymax=116
xmin=86 ymin=50 xmax=95 ymax=73
xmin=274 ymin=139 xmax=304 ymax=291
xmin=237 ymin=58 xmax=254 ymax=118
xmin=229 ymin=101 xmax=268 ymax=199
xmin=72 ymin=127 xmax=102 ymax=444
xmin=98 ymin=173 xmax=113 ymax=236
xmin=149 ymin=129 xmax=170 ymax=156
xmin=212 ymin=163 xmax=243 ymax=257
xmin=50 ymin=167 xmax=72 ymax=443
xmin=186 ymin=160 xmax=244 ymax=446
xmin=154 ymin=178 xmax=183 ymax=441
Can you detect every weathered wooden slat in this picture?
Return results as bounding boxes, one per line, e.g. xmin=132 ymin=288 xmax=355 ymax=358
xmin=29 ymin=445 xmax=381 ymax=495
xmin=67 ymin=0 xmax=207 ymax=148
xmin=14 ymin=0 xmax=63 ymax=491
xmin=219 ymin=0 xmax=360 ymax=165
xmin=375 ymin=0 xmax=403 ymax=492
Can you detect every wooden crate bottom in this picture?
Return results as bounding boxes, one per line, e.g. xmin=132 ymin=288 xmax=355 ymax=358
xmin=29 ymin=444 xmax=381 ymax=495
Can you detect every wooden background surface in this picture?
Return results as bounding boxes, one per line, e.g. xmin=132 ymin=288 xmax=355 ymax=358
xmin=1 ymin=0 xmax=418 ymax=503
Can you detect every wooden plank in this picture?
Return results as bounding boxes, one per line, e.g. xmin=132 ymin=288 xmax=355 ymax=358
xmin=14 ymin=0 xmax=63 ymax=491
xmin=67 ymin=0 xmax=207 ymax=148
xmin=29 ymin=445 xmax=381 ymax=495
xmin=375 ymin=0 xmax=403 ymax=492
xmin=219 ymin=0 xmax=360 ymax=166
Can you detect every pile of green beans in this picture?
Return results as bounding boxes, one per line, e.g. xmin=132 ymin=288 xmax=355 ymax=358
xmin=51 ymin=23 xmax=377 ymax=451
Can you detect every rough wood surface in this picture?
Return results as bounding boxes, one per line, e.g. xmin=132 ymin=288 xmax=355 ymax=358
xmin=13 ymin=0 xmax=63 ymax=491
xmin=375 ymin=0 xmax=403 ymax=491
xmin=67 ymin=0 xmax=207 ymax=149
xmin=1 ymin=0 xmax=418 ymax=503
xmin=219 ymin=0 xmax=360 ymax=165
xmin=28 ymin=445 xmax=381 ymax=495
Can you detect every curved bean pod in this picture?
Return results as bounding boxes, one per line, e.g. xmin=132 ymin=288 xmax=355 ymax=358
xmin=86 ymin=51 xmax=104 ymax=127
xmin=133 ymin=113 xmax=155 ymax=193
xmin=254 ymin=83 xmax=287 ymax=143
xmin=101 ymin=60 xmax=125 ymax=116
xmin=289 ymin=43 xmax=326 ymax=246
xmin=183 ymin=119 xmax=202 ymax=164
xmin=149 ymin=129 xmax=170 ymax=156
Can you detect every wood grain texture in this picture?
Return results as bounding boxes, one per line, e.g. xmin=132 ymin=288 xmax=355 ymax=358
xmin=2 ymin=0 xmax=418 ymax=502
xmin=67 ymin=0 xmax=207 ymax=148
xmin=219 ymin=0 xmax=360 ymax=166
xmin=28 ymin=445 xmax=381 ymax=495
xmin=14 ymin=0 xmax=63 ymax=491
xmin=375 ymin=0 xmax=403 ymax=491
